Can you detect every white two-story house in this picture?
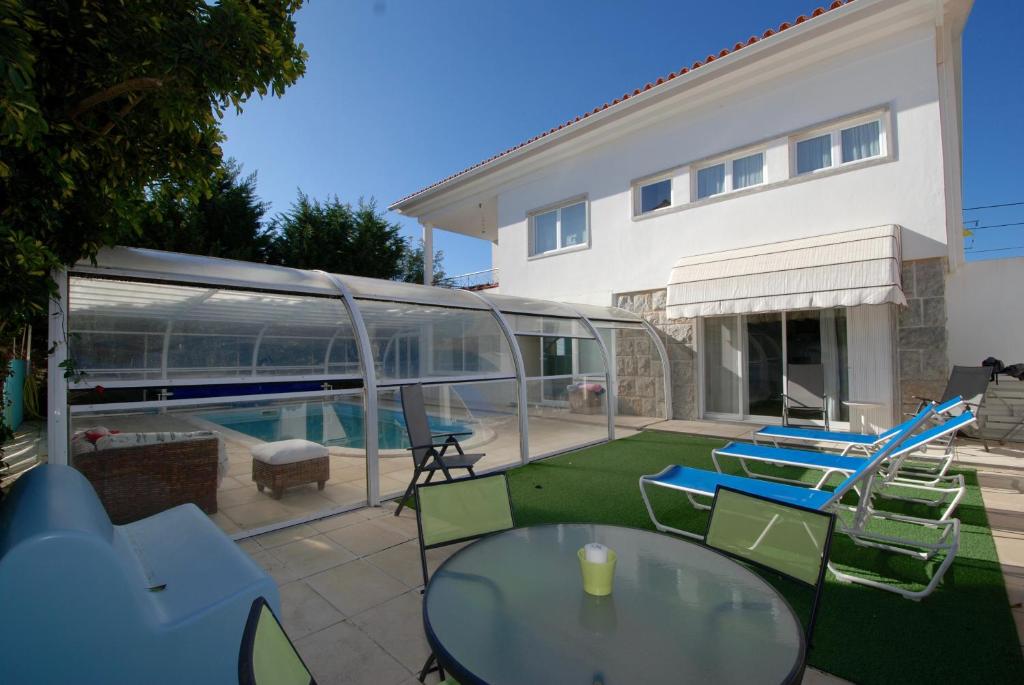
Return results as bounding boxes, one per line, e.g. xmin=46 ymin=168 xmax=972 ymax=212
xmin=392 ymin=0 xmax=1008 ymax=431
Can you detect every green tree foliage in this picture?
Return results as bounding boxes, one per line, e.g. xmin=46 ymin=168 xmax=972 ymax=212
xmin=268 ymin=192 xmax=410 ymax=279
xmin=126 ymin=160 xmax=274 ymax=262
xmin=399 ymin=240 xmax=451 ymax=286
xmin=0 ymin=0 xmax=306 ymax=440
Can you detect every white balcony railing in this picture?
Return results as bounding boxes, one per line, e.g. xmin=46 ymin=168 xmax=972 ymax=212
xmin=446 ymin=268 xmax=499 ymax=290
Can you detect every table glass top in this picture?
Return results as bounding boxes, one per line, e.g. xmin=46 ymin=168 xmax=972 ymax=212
xmin=424 ymin=523 xmax=804 ymax=685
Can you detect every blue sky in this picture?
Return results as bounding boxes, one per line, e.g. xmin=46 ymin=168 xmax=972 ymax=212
xmin=221 ymin=0 xmax=1024 ymax=273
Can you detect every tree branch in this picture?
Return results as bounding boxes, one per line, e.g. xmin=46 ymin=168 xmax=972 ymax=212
xmin=97 ymin=95 xmax=147 ymax=136
xmin=68 ymin=77 xmax=164 ymax=120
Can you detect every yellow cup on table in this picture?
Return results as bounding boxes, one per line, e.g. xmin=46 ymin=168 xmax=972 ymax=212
xmin=578 ymin=544 xmax=617 ymax=596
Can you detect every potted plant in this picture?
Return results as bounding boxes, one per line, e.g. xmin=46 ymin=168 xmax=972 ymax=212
xmin=3 ymin=326 xmax=31 ymax=434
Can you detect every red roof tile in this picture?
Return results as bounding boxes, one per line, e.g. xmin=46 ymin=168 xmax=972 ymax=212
xmin=393 ymin=1 xmax=853 ymax=208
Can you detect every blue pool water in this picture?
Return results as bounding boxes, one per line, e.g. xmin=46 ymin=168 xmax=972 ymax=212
xmin=200 ymin=401 xmax=473 ymax=450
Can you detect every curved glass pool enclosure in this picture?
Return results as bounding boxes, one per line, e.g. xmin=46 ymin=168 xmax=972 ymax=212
xmin=50 ymin=247 xmax=670 ymax=536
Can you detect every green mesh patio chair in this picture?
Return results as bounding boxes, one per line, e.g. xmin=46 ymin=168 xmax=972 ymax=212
xmin=414 ymin=473 xmax=515 ymax=683
xmin=395 ymin=383 xmax=485 ymax=516
xmin=238 ymin=596 xmax=316 ymax=685
xmin=704 ymin=486 xmax=835 ymax=651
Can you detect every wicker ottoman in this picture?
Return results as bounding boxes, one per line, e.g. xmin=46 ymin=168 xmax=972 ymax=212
xmin=251 ymin=439 xmax=330 ymax=500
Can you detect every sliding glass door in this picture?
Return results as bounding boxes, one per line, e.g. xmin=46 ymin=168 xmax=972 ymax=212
xmin=787 ymin=309 xmax=849 ymax=422
xmin=702 ymin=309 xmax=849 ymax=423
xmin=703 ymin=316 xmax=741 ymax=414
xmin=746 ymin=313 xmax=784 ymax=418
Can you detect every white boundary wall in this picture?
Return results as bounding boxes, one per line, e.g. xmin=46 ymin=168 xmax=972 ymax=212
xmin=946 ymin=258 xmax=1024 ymax=366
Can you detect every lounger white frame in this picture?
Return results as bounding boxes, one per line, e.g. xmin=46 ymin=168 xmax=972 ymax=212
xmin=714 ymin=412 xmax=976 ymax=521
xmin=639 ymin=406 xmax=960 ymax=600
xmin=753 ymin=397 xmax=967 ymax=479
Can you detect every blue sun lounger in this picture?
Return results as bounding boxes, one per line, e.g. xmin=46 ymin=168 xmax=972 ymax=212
xmin=752 ymin=396 xmax=965 ymax=456
xmin=639 ymin=405 xmax=960 ymax=600
xmin=712 ymin=410 xmax=976 ymax=520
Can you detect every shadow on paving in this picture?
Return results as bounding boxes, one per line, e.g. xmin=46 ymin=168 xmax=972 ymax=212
xmin=505 ymin=431 xmax=1024 ymax=685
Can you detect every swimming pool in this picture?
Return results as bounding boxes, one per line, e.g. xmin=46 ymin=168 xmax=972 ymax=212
xmin=201 ymin=401 xmax=474 ymax=450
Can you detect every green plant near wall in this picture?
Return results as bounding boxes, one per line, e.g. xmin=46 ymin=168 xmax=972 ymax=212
xmin=0 ymin=0 xmax=309 ymax=448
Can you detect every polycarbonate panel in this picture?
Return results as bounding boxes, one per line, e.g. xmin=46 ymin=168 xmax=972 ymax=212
xmin=338 ymin=274 xmax=488 ymax=309
xmin=356 ymin=299 xmax=515 ymax=382
xmin=482 ymin=292 xmax=581 ymax=318
xmin=592 ymin=321 xmax=666 ymax=420
xmin=257 ymin=324 xmax=337 ymax=376
xmin=77 ymin=246 xmax=339 ymax=296
xmin=516 ymin=335 xmax=609 ymax=381
xmin=577 ymin=338 xmax=606 ymax=376
xmin=70 ymin=389 xmax=368 ymax=534
xmin=376 ymin=379 xmax=522 ymax=499
xmin=526 ymin=377 xmax=608 ymax=458
xmin=571 ymin=303 xmax=643 ymax=323
xmin=326 ymin=333 xmax=361 ymax=376
xmin=507 ymin=314 xmax=592 ymax=339
xmin=68 ymin=276 xmax=361 ymax=382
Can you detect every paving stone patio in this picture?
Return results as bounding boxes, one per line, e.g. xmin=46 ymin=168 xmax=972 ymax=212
xmin=242 ymin=494 xmax=852 ymax=684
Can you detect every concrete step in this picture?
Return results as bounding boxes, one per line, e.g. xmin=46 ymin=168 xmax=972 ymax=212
xmin=981 ymin=486 xmax=1024 ymax=534
xmin=976 ymin=469 xmax=1024 ymax=492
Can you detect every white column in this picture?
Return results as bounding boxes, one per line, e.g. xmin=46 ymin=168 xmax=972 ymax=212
xmin=421 ymin=221 xmax=433 ymax=286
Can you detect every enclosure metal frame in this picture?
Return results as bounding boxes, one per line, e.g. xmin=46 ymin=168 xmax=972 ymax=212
xmin=463 ymin=289 xmax=531 ymax=465
xmin=51 ymin=248 xmax=673 ymax=536
xmin=567 ymin=304 xmax=616 ymax=442
xmin=642 ymin=319 xmax=674 ymax=420
xmin=317 ymin=270 xmax=381 ymax=505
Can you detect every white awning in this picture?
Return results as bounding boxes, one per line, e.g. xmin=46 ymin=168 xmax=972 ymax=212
xmin=666 ymin=225 xmax=906 ymax=318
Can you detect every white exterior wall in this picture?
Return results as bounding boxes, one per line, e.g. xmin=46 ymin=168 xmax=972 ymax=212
xmin=493 ymin=25 xmax=947 ymax=306
xmin=946 ymin=258 xmax=1024 ymax=366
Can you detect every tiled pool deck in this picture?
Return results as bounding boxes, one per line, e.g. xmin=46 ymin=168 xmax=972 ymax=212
xmin=241 ymin=502 xmax=440 ymax=684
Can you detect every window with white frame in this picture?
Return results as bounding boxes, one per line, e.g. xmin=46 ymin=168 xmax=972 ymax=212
xmin=635 ymin=177 xmax=673 ymax=215
xmin=529 ymin=199 xmax=588 ymax=257
xmin=695 ymin=149 xmax=765 ymax=200
xmin=696 ymin=164 xmax=725 ymax=199
xmin=794 ymin=115 xmax=886 ymax=175
xmin=732 ymin=152 xmax=764 ymax=189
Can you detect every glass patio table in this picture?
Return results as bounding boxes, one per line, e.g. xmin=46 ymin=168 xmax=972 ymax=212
xmin=423 ymin=523 xmax=805 ymax=685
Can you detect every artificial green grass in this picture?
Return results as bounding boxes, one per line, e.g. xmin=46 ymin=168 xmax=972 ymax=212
xmin=505 ymin=431 xmax=1024 ymax=685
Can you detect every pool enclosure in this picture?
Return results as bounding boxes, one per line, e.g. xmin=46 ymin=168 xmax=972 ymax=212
xmin=48 ymin=247 xmax=670 ymax=536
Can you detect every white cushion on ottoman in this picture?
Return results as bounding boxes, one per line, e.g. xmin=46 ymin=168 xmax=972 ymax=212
xmin=250 ymin=439 xmax=328 ymax=466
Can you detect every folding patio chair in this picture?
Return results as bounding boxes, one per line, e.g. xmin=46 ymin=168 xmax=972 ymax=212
xmin=913 ymin=365 xmax=992 ymax=451
xmin=782 ymin=364 xmax=830 ymax=431
xmin=704 ymin=485 xmax=835 ymax=653
xmin=414 ymin=473 xmax=516 ymax=683
xmin=238 ymin=596 xmax=316 ymax=685
xmin=754 ymin=396 xmax=966 ymax=456
xmin=395 ymin=383 xmax=484 ymax=516
xmin=639 ymin=406 xmax=960 ymax=600
xmin=713 ymin=410 xmax=977 ymax=521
